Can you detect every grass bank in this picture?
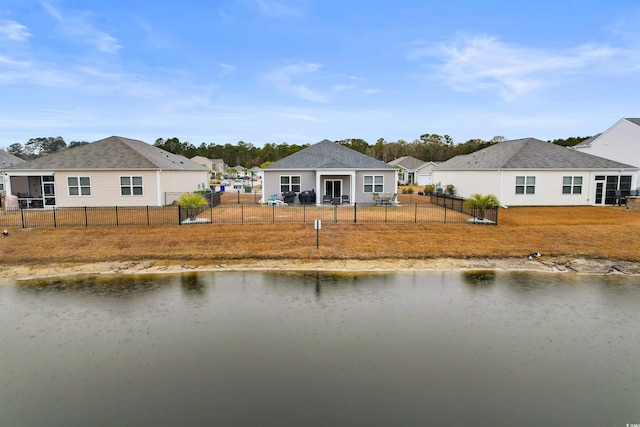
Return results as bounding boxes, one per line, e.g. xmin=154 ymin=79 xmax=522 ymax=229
xmin=1 ymin=206 xmax=639 ymax=266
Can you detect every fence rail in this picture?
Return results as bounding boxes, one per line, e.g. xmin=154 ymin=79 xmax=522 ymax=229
xmin=0 ymin=200 xmax=497 ymax=228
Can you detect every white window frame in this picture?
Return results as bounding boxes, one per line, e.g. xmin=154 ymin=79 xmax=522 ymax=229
xmin=364 ymin=175 xmax=384 ymax=193
xmin=67 ymin=176 xmax=91 ymax=196
xmin=515 ymin=176 xmax=535 ymax=195
xmin=280 ymin=175 xmax=301 ymax=193
xmin=120 ymin=176 xmax=143 ymax=196
xmin=562 ymin=176 xmax=583 ymax=195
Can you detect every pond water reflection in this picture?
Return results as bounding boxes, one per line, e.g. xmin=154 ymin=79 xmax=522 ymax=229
xmin=1 ymin=270 xmax=639 ymax=426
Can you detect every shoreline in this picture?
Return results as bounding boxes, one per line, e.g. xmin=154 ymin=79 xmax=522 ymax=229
xmin=2 ymin=257 xmax=640 ymax=282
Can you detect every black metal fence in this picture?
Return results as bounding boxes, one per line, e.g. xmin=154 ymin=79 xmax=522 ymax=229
xmin=430 ymin=193 xmax=499 ymax=224
xmin=0 ymin=200 xmax=498 ymax=228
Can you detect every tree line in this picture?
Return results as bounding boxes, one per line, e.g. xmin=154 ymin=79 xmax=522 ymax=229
xmin=4 ymin=135 xmax=591 ymax=167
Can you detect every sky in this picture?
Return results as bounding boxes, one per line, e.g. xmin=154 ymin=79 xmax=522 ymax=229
xmin=1 ymin=0 xmax=640 ymax=149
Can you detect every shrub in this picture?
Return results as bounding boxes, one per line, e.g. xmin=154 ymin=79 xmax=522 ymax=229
xmin=424 ymin=184 xmax=435 ymax=195
xmin=463 ymin=193 xmax=499 ymax=219
xmin=445 ymin=184 xmax=455 ymax=195
xmin=406 ymin=187 xmax=414 ymax=194
xmin=177 ymin=193 xmax=207 ymax=209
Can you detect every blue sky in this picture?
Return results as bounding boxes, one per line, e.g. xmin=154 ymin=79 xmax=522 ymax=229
xmin=1 ymin=0 xmax=640 ymax=148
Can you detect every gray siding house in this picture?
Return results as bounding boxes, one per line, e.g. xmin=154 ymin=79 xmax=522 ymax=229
xmin=0 ymin=149 xmax=25 ymax=207
xmin=263 ymin=139 xmax=397 ymax=205
xmin=3 ymin=136 xmax=208 ymax=208
xmin=433 ymin=138 xmax=637 ymax=206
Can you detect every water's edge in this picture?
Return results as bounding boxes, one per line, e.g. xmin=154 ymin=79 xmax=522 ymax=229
xmin=2 ymin=257 xmax=639 ymax=282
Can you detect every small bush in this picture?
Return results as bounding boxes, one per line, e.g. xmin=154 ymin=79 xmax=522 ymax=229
xmin=177 ymin=193 xmax=207 ymax=209
xmin=424 ymin=184 xmax=435 ymax=195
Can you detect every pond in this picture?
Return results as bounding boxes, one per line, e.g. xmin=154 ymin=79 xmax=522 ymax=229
xmin=1 ymin=270 xmax=639 ymax=426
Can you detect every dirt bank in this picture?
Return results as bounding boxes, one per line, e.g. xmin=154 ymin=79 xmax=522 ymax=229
xmin=1 ymin=257 xmax=639 ymax=283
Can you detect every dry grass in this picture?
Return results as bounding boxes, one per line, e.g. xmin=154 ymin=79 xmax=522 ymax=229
xmin=1 ymin=206 xmax=639 ymax=266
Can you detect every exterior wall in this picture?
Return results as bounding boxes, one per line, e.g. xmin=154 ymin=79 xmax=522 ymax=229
xmin=354 ymin=170 xmax=398 ymax=204
xmin=416 ymin=163 xmax=439 ymax=186
xmin=53 ymin=169 xmax=207 ymax=207
xmin=264 ymin=169 xmax=396 ymax=204
xmin=574 ymin=119 xmax=640 ymax=184
xmin=262 ymin=170 xmax=316 ymax=201
xmin=160 ymin=169 xmax=210 ymax=205
xmin=432 ymin=170 xmax=501 ymax=199
xmin=55 ymin=170 xmax=160 ymax=207
xmin=434 ymin=169 xmax=637 ymax=206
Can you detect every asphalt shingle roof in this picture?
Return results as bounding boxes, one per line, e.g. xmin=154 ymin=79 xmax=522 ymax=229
xmin=6 ymin=136 xmax=207 ymax=171
xmin=625 ymin=118 xmax=640 ymax=127
xmin=435 ymin=138 xmax=637 ymax=170
xmin=0 ymin=149 xmax=25 ymax=168
xmin=388 ymin=156 xmax=428 ymax=170
xmin=267 ymin=139 xmax=394 ymax=169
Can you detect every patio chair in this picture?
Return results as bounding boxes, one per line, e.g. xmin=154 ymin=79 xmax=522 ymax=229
xmin=342 ymin=194 xmax=350 ymax=204
xmin=323 ymin=194 xmax=332 ymax=204
xmin=372 ymin=193 xmax=381 ymax=206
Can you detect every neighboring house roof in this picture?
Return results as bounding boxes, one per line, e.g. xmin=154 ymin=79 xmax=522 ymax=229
xmin=435 ymin=138 xmax=637 ymax=170
xmin=388 ymin=156 xmax=428 ymax=170
xmin=574 ymin=133 xmax=602 ymax=148
xmin=5 ymin=136 xmax=207 ymax=171
xmin=267 ymin=139 xmax=394 ymax=169
xmin=625 ymin=118 xmax=640 ymax=127
xmin=0 ymin=149 xmax=25 ymax=168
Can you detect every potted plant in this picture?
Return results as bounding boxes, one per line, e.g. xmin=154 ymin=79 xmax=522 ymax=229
xmin=463 ymin=193 xmax=499 ymax=220
xmin=178 ymin=193 xmax=207 ymax=221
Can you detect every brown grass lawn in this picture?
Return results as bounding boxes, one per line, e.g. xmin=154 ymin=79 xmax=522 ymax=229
xmin=1 ymin=206 xmax=639 ymax=266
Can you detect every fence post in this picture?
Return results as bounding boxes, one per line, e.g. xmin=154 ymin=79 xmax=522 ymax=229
xmin=414 ymin=203 xmax=418 ymax=223
xmin=115 ymin=206 xmax=119 ymax=226
xmin=241 ymin=203 xmax=244 ymax=224
xmin=353 ymin=203 xmax=357 ymax=223
xmin=21 ymin=208 xmax=25 ymax=228
xmin=333 ymin=205 xmax=337 ymax=223
xmin=84 ymin=206 xmax=88 ymax=227
xmin=178 ymin=205 xmax=182 ymax=225
xmin=146 ymin=206 xmax=150 ymax=226
xmin=53 ymin=208 xmax=57 ymax=228
xmin=210 ymin=204 xmax=213 ymax=224
xmin=272 ymin=204 xmax=275 ymax=223
xmin=443 ymin=202 xmax=447 ymax=223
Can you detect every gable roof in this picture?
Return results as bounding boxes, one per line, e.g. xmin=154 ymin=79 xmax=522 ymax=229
xmin=0 ymin=149 xmax=25 ymax=168
xmin=5 ymin=136 xmax=206 ymax=171
xmin=436 ymin=138 xmax=637 ymax=170
xmin=267 ymin=139 xmax=394 ymax=170
xmin=388 ymin=156 xmax=428 ymax=170
xmin=625 ymin=118 xmax=640 ymax=127
xmin=574 ymin=133 xmax=602 ymax=148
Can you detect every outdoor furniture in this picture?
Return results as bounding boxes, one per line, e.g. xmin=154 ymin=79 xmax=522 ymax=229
xmin=342 ymin=194 xmax=350 ymax=204
xmin=331 ymin=197 xmax=340 ymax=205
xmin=372 ymin=193 xmax=381 ymax=206
xmin=380 ymin=193 xmax=392 ymax=205
xmin=323 ymin=194 xmax=332 ymax=204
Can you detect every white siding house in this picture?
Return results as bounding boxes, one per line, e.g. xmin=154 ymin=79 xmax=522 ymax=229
xmin=573 ymin=118 xmax=640 ymax=187
xmin=263 ymin=140 xmax=397 ymax=205
xmin=433 ymin=138 xmax=637 ymax=206
xmin=3 ymin=136 xmax=208 ymax=208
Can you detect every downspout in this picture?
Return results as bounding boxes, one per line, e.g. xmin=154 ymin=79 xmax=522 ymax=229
xmin=157 ymin=170 xmax=162 ymax=206
xmin=315 ymin=171 xmax=321 ymax=206
xmin=350 ymin=170 xmax=356 ymax=205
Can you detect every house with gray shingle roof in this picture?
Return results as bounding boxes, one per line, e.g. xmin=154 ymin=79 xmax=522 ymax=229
xmin=263 ymin=139 xmax=397 ymax=205
xmin=0 ymin=149 xmax=26 ymax=207
xmin=573 ymin=118 xmax=640 ymax=188
xmin=388 ymin=156 xmax=439 ymax=185
xmin=433 ymin=138 xmax=637 ymax=206
xmin=2 ymin=136 xmax=208 ymax=208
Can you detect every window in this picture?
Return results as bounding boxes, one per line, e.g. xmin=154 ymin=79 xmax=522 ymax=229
xmin=562 ymin=176 xmax=582 ymax=194
xmin=515 ymin=176 xmax=535 ymax=194
xmin=0 ymin=175 xmax=3 ymax=191
xmin=280 ymin=175 xmax=301 ymax=193
xmin=67 ymin=176 xmax=91 ymax=196
xmin=364 ymin=175 xmax=384 ymax=193
xmin=121 ymin=176 xmax=143 ymax=196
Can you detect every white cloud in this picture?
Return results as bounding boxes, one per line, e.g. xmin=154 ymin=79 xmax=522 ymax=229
xmin=0 ymin=20 xmax=32 ymax=41
xmin=40 ymin=1 xmax=121 ymax=54
xmin=252 ymin=0 xmax=299 ymax=18
xmin=265 ymin=61 xmax=327 ymax=102
xmin=409 ymin=34 xmax=625 ymax=101
xmin=218 ymin=63 xmax=237 ymax=76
